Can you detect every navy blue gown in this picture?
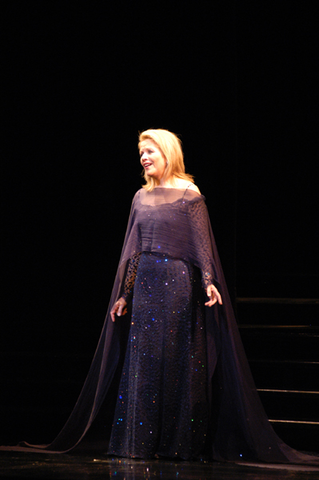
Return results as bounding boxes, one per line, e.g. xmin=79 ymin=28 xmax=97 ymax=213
xmin=108 ymin=251 xmax=209 ymax=459
xmin=109 ymin=186 xmax=214 ymax=459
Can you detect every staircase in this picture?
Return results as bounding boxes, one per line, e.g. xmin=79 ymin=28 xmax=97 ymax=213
xmin=237 ymin=297 xmax=319 ymax=453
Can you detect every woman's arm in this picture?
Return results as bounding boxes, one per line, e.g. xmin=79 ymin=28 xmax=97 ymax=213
xmin=188 ymin=197 xmax=222 ymax=306
xmin=111 ymin=252 xmax=141 ymax=322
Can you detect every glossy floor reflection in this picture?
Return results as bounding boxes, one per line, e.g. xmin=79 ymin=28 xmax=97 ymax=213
xmin=0 ymin=452 xmax=319 ymax=480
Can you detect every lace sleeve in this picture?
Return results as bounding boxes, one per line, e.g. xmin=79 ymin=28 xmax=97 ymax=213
xmin=122 ymin=253 xmax=141 ymax=302
xmin=188 ymin=198 xmax=217 ymax=289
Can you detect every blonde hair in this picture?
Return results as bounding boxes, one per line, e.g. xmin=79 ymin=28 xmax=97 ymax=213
xmin=138 ymin=129 xmax=194 ymax=191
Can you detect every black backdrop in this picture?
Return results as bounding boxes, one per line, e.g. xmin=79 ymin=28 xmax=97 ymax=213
xmin=1 ymin=1 xmax=318 ymax=443
xmin=236 ymin=3 xmax=318 ymax=299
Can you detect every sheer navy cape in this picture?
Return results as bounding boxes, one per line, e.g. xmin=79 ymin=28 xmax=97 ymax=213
xmin=1 ymin=188 xmax=318 ymax=465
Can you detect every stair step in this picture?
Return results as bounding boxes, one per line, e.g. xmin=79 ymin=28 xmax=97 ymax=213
xmin=269 ymin=421 xmax=319 ymax=452
xmin=257 ymin=389 xmax=319 ymax=422
xmin=239 ymin=325 xmax=319 ymax=362
xmin=249 ymin=359 xmax=319 ymax=391
xmin=237 ymin=299 xmax=319 ymax=326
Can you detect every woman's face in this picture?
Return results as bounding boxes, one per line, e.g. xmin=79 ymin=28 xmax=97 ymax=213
xmin=139 ymin=139 xmax=167 ymax=181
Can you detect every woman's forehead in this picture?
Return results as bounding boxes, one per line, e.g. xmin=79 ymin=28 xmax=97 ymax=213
xmin=139 ymin=139 xmax=158 ymax=151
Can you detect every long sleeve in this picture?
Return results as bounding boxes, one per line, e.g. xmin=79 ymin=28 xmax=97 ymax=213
xmin=121 ymin=253 xmax=141 ymax=302
xmin=188 ymin=198 xmax=218 ymax=289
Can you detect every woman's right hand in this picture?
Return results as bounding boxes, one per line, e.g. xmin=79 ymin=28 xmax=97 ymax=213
xmin=111 ymin=297 xmax=128 ymax=322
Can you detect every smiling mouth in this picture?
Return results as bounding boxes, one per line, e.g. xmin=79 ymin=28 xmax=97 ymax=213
xmin=143 ymin=163 xmax=152 ymax=168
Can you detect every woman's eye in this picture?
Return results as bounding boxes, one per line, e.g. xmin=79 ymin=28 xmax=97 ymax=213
xmin=140 ymin=149 xmax=154 ymax=157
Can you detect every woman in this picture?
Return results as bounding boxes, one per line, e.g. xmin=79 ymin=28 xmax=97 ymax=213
xmin=108 ymin=129 xmax=222 ymax=459
xmin=2 ymin=129 xmax=318 ymax=465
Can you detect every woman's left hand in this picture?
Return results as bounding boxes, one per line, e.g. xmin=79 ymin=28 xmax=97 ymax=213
xmin=205 ymin=284 xmax=223 ymax=306
xmin=110 ymin=297 xmax=128 ymax=322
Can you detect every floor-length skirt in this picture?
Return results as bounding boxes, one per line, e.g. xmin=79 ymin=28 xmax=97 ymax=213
xmin=108 ymin=252 xmax=209 ymax=459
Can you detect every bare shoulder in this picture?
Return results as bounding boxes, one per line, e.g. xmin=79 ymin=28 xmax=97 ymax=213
xmin=174 ymin=178 xmax=201 ymax=194
xmin=187 ymin=183 xmax=201 ymax=194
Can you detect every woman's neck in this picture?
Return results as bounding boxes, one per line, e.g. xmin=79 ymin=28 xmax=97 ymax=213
xmin=157 ymin=176 xmax=176 ymax=188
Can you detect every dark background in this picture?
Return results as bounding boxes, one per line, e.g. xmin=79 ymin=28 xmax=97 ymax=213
xmin=1 ymin=1 xmax=318 ymax=446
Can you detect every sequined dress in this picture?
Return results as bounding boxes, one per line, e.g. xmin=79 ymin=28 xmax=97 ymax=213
xmin=108 ymin=186 xmax=217 ymax=459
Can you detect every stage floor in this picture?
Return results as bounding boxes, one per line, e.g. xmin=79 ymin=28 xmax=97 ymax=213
xmin=1 ymin=451 xmax=319 ymax=480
